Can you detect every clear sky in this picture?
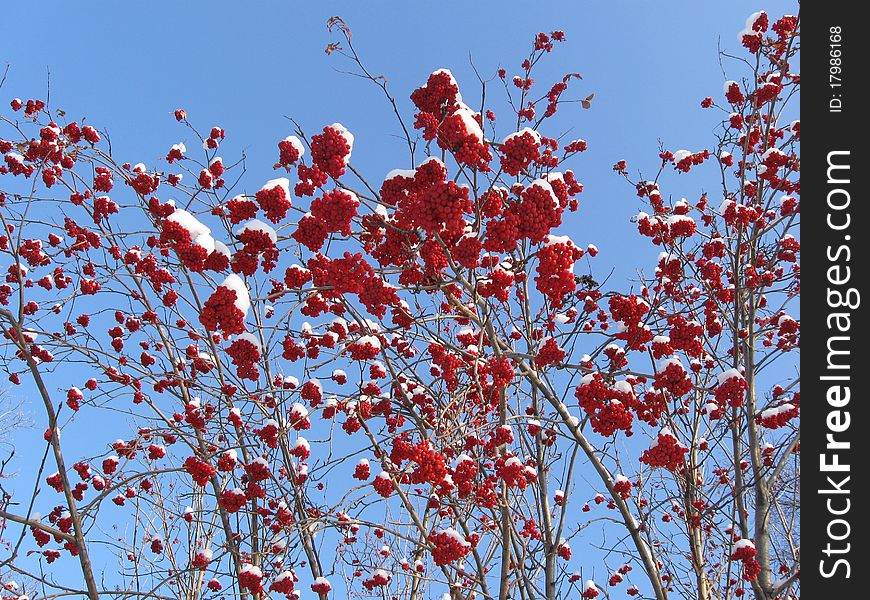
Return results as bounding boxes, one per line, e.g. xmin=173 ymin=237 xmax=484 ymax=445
xmin=0 ymin=0 xmax=798 ymax=591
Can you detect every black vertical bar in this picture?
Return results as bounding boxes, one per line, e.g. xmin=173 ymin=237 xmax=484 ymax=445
xmin=803 ymin=3 xmax=865 ymax=597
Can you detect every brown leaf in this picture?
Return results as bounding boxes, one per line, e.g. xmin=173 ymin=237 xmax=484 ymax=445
xmin=562 ymin=73 xmax=583 ymax=83
xmin=326 ymin=16 xmax=351 ymax=39
xmin=325 ymin=42 xmax=341 ymax=55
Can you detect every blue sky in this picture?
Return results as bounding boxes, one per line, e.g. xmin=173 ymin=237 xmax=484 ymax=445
xmin=0 ymin=0 xmax=798 ymax=593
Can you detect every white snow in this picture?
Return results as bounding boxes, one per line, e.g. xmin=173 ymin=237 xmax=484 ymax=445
xmin=718 ymin=199 xmax=735 ymax=215
xmin=530 ymin=178 xmax=558 ymax=208
xmin=261 ymin=177 xmax=291 ymax=196
xmin=330 ymin=123 xmax=354 ymax=162
xmin=236 ymin=332 xmax=262 ymax=352
xmin=274 ymin=570 xmax=295 ymax=584
xmin=455 ymin=107 xmax=484 ymax=142
xmin=282 ymin=135 xmax=305 ymax=158
xmin=355 ymin=335 xmax=382 ymax=350
xmin=502 ymin=127 xmax=541 ymax=146
xmin=545 ymin=234 xmax=574 ymax=247
xmin=656 ymin=357 xmax=684 ymax=373
xmin=762 ymin=147 xmax=785 ymax=161
xmin=166 ymin=208 xmax=212 ymax=242
xmin=672 ymin=149 xmax=692 ymax=164
xmin=777 ymin=314 xmax=796 ymax=326
xmin=385 ymin=168 xmax=417 ymax=181
xmin=545 ymin=171 xmax=565 ymax=185
xmin=738 ymin=12 xmax=766 ymax=42
xmin=440 ymin=528 xmax=471 ymax=547
xmin=613 ymin=380 xmax=634 ymax=395
xmin=760 ymin=403 xmax=795 ymax=420
xmin=236 ymin=219 xmax=278 ymax=243
xmin=290 ymin=402 xmax=309 ymax=419
xmin=213 ymin=240 xmax=230 ymax=258
xmin=419 ymin=156 xmax=445 ymax=169
xmin=220 ymin=274 xmax=251 ymax=315
xmin=666 ymin=214 xmax=695 ymax=227
xmin=716 ymin=368 xmax=744 ymax=384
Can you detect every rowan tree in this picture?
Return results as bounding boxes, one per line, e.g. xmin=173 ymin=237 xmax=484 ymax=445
xmin=0 ymin=9 xmax=798 ymax=600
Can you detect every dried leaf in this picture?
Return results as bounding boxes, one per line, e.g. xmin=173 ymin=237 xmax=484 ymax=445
xmin=326 ymin=16 xmax=351 ymax=39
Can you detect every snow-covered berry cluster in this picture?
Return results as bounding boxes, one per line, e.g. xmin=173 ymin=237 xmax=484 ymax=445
xmin=428 ymin=528 xmax=473 ymax=566
xmin=639 ymin=429 xmax=688 ymax=471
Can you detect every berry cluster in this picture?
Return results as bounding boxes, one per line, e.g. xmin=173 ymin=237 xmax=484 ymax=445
xmin=310 ymin=188 xmax=359 ymax=235
xmin=499 ymin=128 xmax=542 ymax=175
xmin=199 ymin=275 xmax=249 ymax=336
xmin=653 ymin=358 xmax=693 ymax=397
xmin=534 ymin=337 xmax=565 ymax=368
xmin=428 ymin=528 xmax=473 ymax=566
xmin=238 ymin=564 xmax=264 ymax=594
xmin=731 ymin=539 xmax=762 ymax=581
xmin=535 ymin=236 xmax=583 ymax=306
xmin=255 ymin=178 xmax=293 ymax=223
xmin=183 ymin=456 xmax=216 ymax=487
xmin=639 ymin=429 xmax=688 ymax=471
xmin=277 ymin=135 xmax=305 ymax=167
xmin=219 ymin=487 xmax=247 ymax=513
xmin=756 ymin=401 xmax=798 ymax=429
xmin=310 ymin=123 xmax=353 ymax=179
xmin=714 ymin=370 xmax=748 ymax=408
